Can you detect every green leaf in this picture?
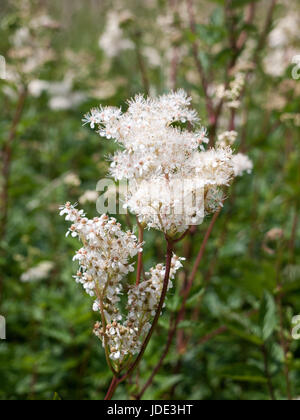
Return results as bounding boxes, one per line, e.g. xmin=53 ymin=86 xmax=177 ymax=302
xmin=186 ymin=287 xmax=205 ymax=306
xmin=177 ymin=320 xmax=201 ymax=329
xmin=221 ymin=374 xmax=268 ymax=384
xmin=53 ymin=392 xmax=62 ymax=401
xmin=279 ymin=279 xmax=300 ymax=294
xmin=206 ymin=0 xmax=225 ymax=4
xmin=158 ymin=317 xmax=171 ymax=330
xmin=259 ymin=291 xmax=277 ymax=341
xmin=231 ymin=0 xmax=260 ymax=8
xmin=154 ymin=374 xmax=183 ymax=392
xmin=226 ymin=325 xmax=263 ymax=346
xmin=167 ymin=293 xmax=181 ymax=312
xmin=217 ymin=364 xmax=267 ymax=384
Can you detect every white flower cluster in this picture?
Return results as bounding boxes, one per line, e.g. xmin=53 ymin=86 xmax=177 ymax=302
xmin=216 ymin=131 xmax=253 ymax=177
xmin=281 ymin=113 xmax=300 ymax=128
xmin=99 ymin=11 xmax=133 ymax=58
xmin=21 ymin=261 xmax=54 ymax=283
xmin=60 ymin=202 xmax=184 ymax=362
xmin=94 ymin=256 xmax=184 ymax=361
xmin=28 ymin=74 xmax=86 ymax=111
xmin=59 ymin=202 xmax=141 ymax=302
xmin=6 ymin=2 xmax=59 ymax=86
xmin=83 ymin=91 xmax=236 ymax=233
xmin=217 ymin=131 xmax=238 ymax=148
xmin=64 ymin=172 xmax=81 ymax=187
xmin=79 ymin=190 xmax=99 ymax=205
xmin=83 ymin=90 xmax=202 ymax=179
xmin=264 ymin=10 xmax=300 ymax=77
xmin=216 ymin=73 xmax=246 ymax=109
xmin=125 ymin=177 xmax=207 ymax=233
xmin=232 ymin=154 xmax=253 ymax=177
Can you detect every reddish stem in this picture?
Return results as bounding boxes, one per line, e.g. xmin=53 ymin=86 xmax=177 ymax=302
xmin=170 ymin=47 xmax=180 ymax=91
xmin=0 ymin=87 xmax=27 ymax=241
xmin=236 ymin=3 xmax=256 ymax=50
xmin=289 ymin=209 xmax=299 ymax=260
xmin=0 ymin=88 xmax=27 ymax=304
xmin=104 ymin=376 xmax=119 ymax=401
xmin=254 ymin=0 xmax=278 ymax=61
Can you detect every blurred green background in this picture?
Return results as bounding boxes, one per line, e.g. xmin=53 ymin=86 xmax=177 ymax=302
xmin=0 ymin=0 xmax=299 ymax=400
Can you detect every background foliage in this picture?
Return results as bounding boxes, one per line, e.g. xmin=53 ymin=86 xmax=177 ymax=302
xmin=0 ymin=0 xmax=299 ymax=400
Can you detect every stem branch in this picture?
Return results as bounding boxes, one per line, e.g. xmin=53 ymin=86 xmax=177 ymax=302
xmin=136 ymin=210 xmax=221 ymax=399
xmin=136 ymin=222 xmax=144 ymax=286
xmin=104 ymin=239 xmax=174 ymax=400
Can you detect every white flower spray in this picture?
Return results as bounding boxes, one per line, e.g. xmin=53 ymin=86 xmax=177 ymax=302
xmin=60 ymin=202 xmax=183 ymax=363
xmin=62 ymin=90 xmax=252 ymax=397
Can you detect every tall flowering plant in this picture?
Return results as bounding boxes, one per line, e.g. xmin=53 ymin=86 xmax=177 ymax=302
xmin=60 ymin=91 xmax=252 ymax=399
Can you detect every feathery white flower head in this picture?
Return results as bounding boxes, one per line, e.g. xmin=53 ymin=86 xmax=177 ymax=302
xmin=84 ymin=91 xmax=235 ymax=233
